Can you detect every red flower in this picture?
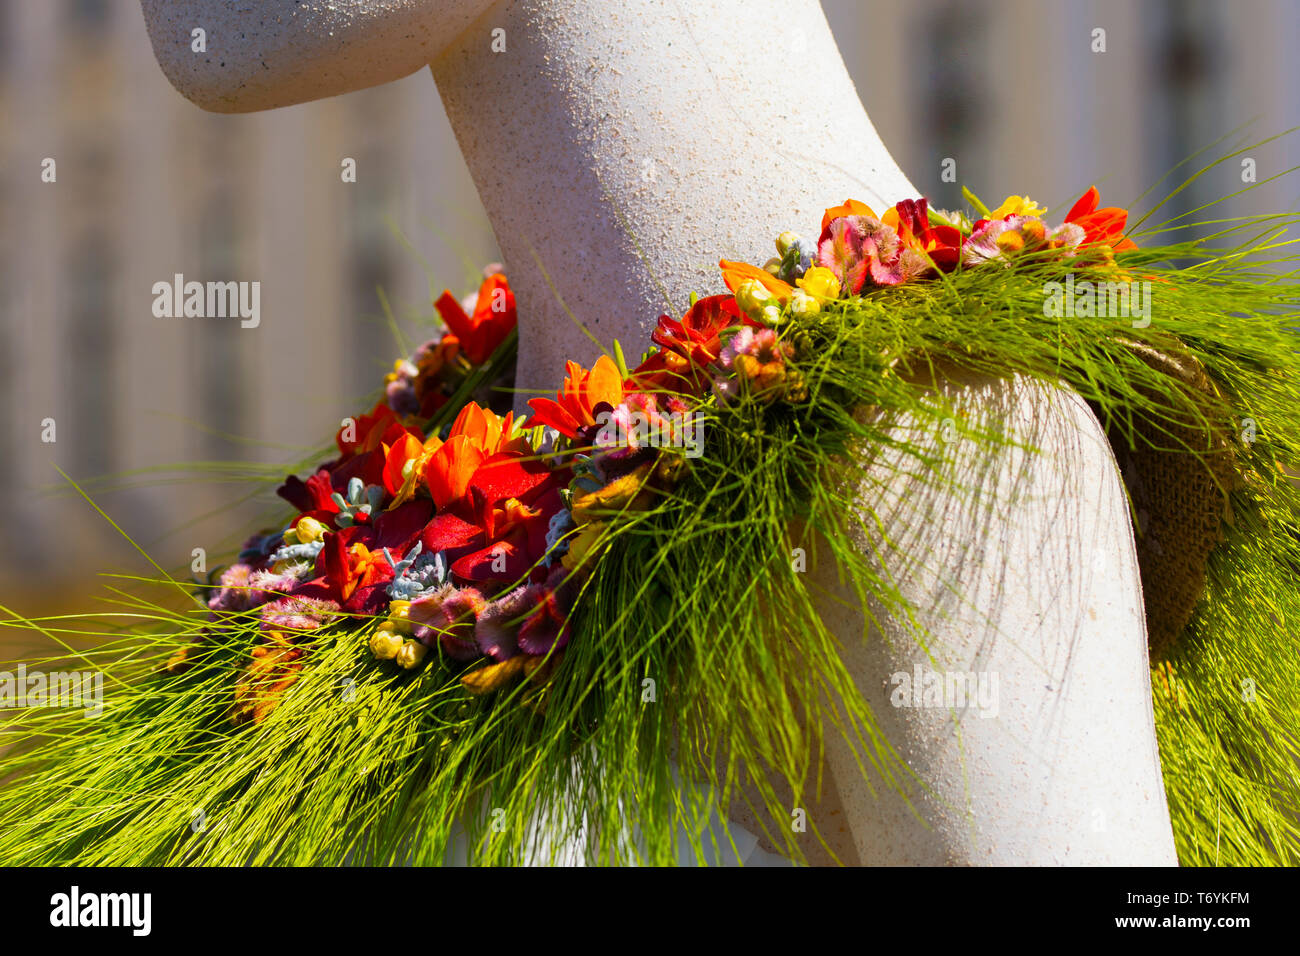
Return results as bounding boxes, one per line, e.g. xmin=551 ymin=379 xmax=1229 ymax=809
xmin=434 ymin=273 xmax=517 ymax=366
xmin=652 ymin=294 xmax=747 ymax=367
xmin=625 ymin=349 xmax=698 ymax=396
xmin=319 ymin=535 xmax=394 ymax=610
xmin=628 ymin=295 xmax=756 ymax=396
xmin=884 ymin=198 xmax=964 ymax=273
xmin=305 ymin=498 xmax=434 ymax=612
xmin=1063 ymin=186 xmax=1137 ymax=252
xmin=450 ymin=482 xmax=562 ymax=585
xmin=526 ymin=355 xmax=625 ymax=439
xmin=336 ymin=401 xmax=419 ymax=459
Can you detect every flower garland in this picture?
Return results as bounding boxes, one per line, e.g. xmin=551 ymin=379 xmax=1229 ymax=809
xmin=5 ymin=181 xmax=1299 ymax=867
xmin=193 ymin=186 xmax=1167 ymax=719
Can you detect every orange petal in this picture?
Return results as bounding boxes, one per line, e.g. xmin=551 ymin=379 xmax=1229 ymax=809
xmin=423 ymin=435 xmax=485 ymax=510
xmin=434 ymin=290 xmax=474 ymax=342
xmin=562 ymin=360 xmax=585 ymax=413
xmin=472 ymin=273 xmax=513 ymax=321
xmin=1064 ymin=186 xmax=1100 ymax=223
xmin=821 ymin=198 xmax=878 ymax=232
xmin=1072 ymin=208 xmax=1130 ymax=246
xmin=526 ymin=396 xmax=583 ymax=438
xmin=582 ymin=355 xmax=624 ymax=417
xmin=383 ymin=432 xmax=424 ymax=496
xmin=482 ymin=407 xmax=508 ymax=453
xmin=718 ymin=259 xmax=795 ymax=302
xmin=448 ymin=402 xmax=487 ymax=446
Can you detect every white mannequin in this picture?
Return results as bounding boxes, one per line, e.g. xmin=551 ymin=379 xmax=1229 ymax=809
xmin=139 ymin=0 xmax=1177 ymax=864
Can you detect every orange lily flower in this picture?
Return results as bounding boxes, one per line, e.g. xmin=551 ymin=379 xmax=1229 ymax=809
xmin=446 ymin=402 xmax=518 ymax=455
xmin=526 ymin=354 xmax=625 ymax=439
xmin=434 ymin=272 xmax=517 ymax=365
xmin=382 ymin=431 xmax=426 ymax=497
xmin=382 ymin=430 xmax=443 ymax=508
xmin=420 ymin=403 xmax=525 ymax=509
xmin=1063 ymin=186 xmax=1137 ymax=251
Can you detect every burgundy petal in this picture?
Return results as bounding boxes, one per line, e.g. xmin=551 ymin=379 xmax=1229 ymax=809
xmin=370 ymin=498 xmax=434 ymax=555
xmin=420 ymin=511 xmax=486 ymax=560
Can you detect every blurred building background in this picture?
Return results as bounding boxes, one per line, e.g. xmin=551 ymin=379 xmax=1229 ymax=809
xmin=1 ymin=0 xmax=1299 ymax=644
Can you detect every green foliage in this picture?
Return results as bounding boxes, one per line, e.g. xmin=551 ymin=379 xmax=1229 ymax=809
xmin=3 ymin=200 xmax=1300 ymax=866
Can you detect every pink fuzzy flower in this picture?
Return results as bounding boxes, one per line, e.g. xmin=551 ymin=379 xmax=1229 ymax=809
xmin=208 ymin=563 xmax=256 ymax=612
xmin=260 ymin=595 xmax=342 ymax=635
xmin=409 ymin=585 xmax=488 ymax=661
xmin=817 ymin=215 xmax=932 ymax=292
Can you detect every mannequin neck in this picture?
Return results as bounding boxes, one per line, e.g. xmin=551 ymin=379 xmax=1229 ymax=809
xmin=432 ymin=0 xmax=915 ymax=411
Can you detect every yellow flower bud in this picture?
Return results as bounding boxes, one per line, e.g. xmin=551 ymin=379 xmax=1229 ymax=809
xmin=369 ymin=627 xmax=405 ymax=661
xmin=788 ymin=288 xmax=821 ymax=318
xmin=735 ymin=277 xmax=772 ymax=310
xmin=762 ymin=257 xmax=783 ymax=277
xmin=734 ymin=278 xmax=783 ymax=326
xmin=796 ymin=266 xmax=840 ymax=302
xmin=395 ymin=639 xmax=428 ymax=670
xmin=386 ymin=600 xmax=413 ymax=634
xmin=775 ymin=231 xmax=802 ymax=256
xmin=291 ymin=516 xmax=328 ymax=545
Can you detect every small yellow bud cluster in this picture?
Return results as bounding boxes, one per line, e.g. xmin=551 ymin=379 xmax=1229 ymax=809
xmin=369 ymin=599 xmax=429 ymax=668
xmin=386 ymin=600 xmax=413 ymax=634
xmin=788 ymin=288 xmax=820 ymax=318
xmin=734 ymin=278 xmax=783 ymax=326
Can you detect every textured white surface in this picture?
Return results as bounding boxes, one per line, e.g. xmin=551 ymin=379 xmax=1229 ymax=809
xmin=137 ymin=0 xmax=1175 ymax=864
xmin=809 ymin=369 xmax=1177 ymax=864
